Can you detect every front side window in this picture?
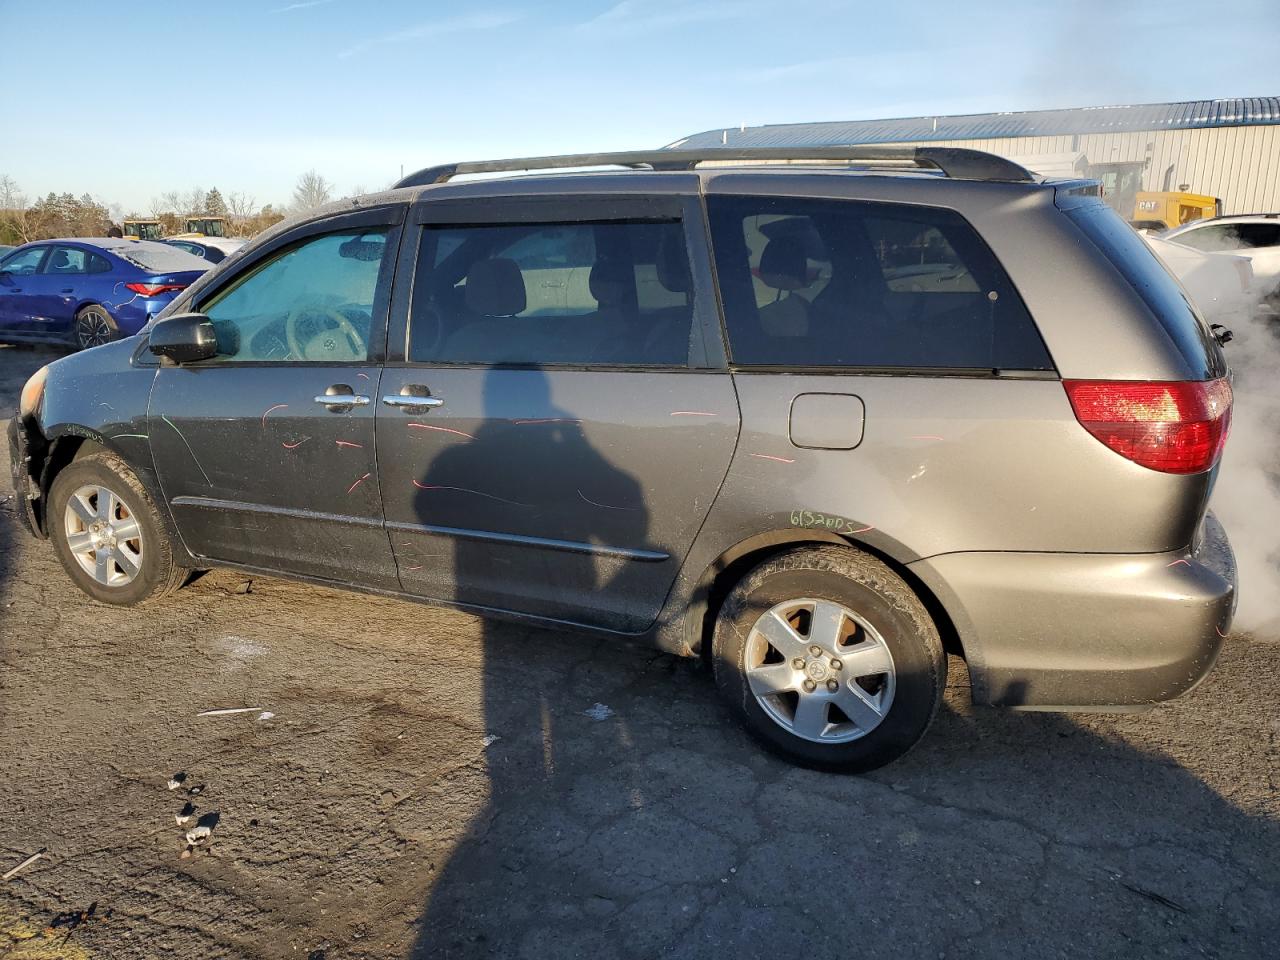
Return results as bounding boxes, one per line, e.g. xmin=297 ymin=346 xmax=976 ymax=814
xmin=408 ymin=220 xmax=694 ymax=366
xmin=199 ymin=230 xmax=388 ymax=362
xmin=1 ymin=247 xmax=48 ymax=276
xmin=43 ymin=246 xmax=88 ymax=275
xmin=708 ymin=195 xmax=1052 ymax=371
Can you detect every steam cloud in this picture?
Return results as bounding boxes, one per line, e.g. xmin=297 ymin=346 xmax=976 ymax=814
xmin=1200 ymin=278 xmax=1280 ymax=637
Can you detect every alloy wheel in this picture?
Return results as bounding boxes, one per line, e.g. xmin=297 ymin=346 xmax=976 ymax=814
xmin=744 ymin=597 xmax=896 ymax=743
xmin=63 ymin=483 xmax=144 ymax=587
xmin=76 ymin=307 xmax=113 ymax=349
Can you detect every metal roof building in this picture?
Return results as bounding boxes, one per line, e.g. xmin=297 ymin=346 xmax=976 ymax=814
xmin=676 ymin=98 xmax=1280 ymax=215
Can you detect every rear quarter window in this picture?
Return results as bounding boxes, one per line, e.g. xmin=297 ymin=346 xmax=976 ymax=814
xmin=707 ymin=195 xmax=1053 ymax=372
xmin=1069 ymin=204 xmax=1226 ymax=380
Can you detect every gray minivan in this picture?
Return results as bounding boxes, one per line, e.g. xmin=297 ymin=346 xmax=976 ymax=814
xmin=8 ymin=147 xmax=1237 ymax=771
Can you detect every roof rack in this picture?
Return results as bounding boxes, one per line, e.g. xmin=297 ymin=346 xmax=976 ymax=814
xmin=392 ymin=146 xmax=1036 ymax=189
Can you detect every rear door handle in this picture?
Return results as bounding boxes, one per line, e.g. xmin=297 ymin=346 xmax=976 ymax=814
xmin=382 ymin=384 xmax=443 ymax=412
xmin=382 ymin=395 xmax=443 ymax=408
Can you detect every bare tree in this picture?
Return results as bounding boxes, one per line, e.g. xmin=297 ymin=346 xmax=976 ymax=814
xmin=151 ymin=190 xmax=182 ymax=218
xmin=226 ymin=191 xmax=257 ymax=218
xmin=183 ymin=186 xmax=207 ymax=216
xmin=348 ymin=184 xmax=368 ymax=198
xmin=292 ymin=170 xmax=333 ymax=213
xmin=0 ymin=174 xmax=20 ymax=210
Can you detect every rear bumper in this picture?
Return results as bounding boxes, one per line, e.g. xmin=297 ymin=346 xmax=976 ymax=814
xmin=908 ymin=513 xmax=1236 ymax=709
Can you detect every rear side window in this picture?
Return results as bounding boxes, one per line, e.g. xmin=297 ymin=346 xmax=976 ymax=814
xmin=1069 ymin=204 xmax=1226 ymax=379
xmin=707 ymin=196 xmax=1052 ymax=371
xmin=1176 ymin=221 xmax=1280 ymax=251
xmin=409 ymin=220 xmax=694 ymax=366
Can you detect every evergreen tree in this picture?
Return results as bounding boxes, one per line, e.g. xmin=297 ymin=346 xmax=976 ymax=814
xmin=204 ymin=187 xmax=228 ymax=217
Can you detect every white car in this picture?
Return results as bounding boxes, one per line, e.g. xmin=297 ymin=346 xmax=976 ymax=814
xmin=1161 ymin=215 xmax=1280 ymax=302
xmin=1143 ymin=234 xmax=1257 ymax=326
xmin=161 ymin=236 xmax=247 ymax=265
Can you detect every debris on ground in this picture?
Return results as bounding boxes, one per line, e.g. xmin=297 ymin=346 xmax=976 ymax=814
xmin=234 ymin=580 xmax=253 ymax=595
xmin=583 ymin=703 xmax=614 ymax=721
xmin=482 ymin=733 xmax=500 ymax=746
xmin=175 ymin=801 xmax=196 ymax=826
xmin=3 ymin=848 xmax=46 ymax=881
xmin=47 ymin=901 xmax=104 ymax=937
xmin=197 ymin=707 xmax=264 ymax=717
xmin=166 ymin=772 xmax=187 ymax=790
xmin=258 ymin=711 xmax=275 ymax=721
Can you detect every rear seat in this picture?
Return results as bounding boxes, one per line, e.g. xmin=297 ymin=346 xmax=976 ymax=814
xmin=442 ymin=255 xmax=693 ymax=365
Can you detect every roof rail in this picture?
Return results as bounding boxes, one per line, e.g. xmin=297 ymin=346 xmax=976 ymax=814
xmin=392 ymin=146 xmax=1036 ymax=189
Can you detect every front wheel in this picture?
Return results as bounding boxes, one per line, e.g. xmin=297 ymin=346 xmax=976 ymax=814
xmin=712 ymin=546 xmax=946 ymax=772
xmin=48 ymin=452 xmax=187 ymax=606
xmin=74 ymin=304 xmax=119 ymax=351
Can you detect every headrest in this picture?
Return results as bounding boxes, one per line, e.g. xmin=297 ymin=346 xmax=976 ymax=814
xmin=465 ymin=258 xmax=526 ymax=317
xmin=50 ymin=250 xmax=71 ymax=269
xmin=758 ymin=238 xmax=810 ymax=291
xmin=589 ymin=257 xmax=632 ymax=306
xmin=656 ymin=232 xmax=691 ymax=293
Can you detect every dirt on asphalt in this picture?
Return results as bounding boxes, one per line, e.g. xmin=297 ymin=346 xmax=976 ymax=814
xmin=0 ymin=344 xmax=1276 ymax=960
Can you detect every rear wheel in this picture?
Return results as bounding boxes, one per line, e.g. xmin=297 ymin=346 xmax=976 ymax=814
xmin=48 ymin=452 xmax=186 ymax=606
xmin=74 ymin=304 xmax=119 ymax=351
xmin=712 ymin=546 xmax=946 ymax=772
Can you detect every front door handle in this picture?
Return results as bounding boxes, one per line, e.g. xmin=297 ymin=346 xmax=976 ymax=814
xmin=382 ymin=395 xmax=443 ymax=408
xmin=315 ymin=394 xmax=371 ymax=406
xmin=315 ymin=383 xmax=370 ymax=410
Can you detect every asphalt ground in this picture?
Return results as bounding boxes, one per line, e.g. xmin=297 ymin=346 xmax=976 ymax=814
xmin=0 ymin=343 xmax=1276 ymax=959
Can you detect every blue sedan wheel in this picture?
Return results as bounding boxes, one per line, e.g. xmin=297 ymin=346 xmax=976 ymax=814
xmin=75 ymin=304 xmax=119 ymax=350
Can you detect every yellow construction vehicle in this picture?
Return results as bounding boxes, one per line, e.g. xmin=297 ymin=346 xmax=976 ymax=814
xmin=122 ymin=219 xmax=164 ymax=241
xmin=1132 ymin=191 xmax=1222 ymax=231
xmin=180 ymin=216 xmax=229 ymax=238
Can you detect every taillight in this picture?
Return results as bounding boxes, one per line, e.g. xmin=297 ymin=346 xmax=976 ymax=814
xmin=1063 ymin=378 xmax=1232 ymax=474
xmin=125 ymin=282 xmax=187 ymax=296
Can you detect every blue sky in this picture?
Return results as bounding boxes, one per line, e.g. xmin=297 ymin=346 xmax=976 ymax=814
xmin=2 ymin=0 xmax=1277 ymax=213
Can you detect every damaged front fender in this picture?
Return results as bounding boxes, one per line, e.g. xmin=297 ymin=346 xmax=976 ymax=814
xmin=7 ymin=415 xmax=47 ymax=539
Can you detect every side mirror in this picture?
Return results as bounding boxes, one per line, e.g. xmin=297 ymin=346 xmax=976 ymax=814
xmin=149 ymin=313 xmax=218 ymax=364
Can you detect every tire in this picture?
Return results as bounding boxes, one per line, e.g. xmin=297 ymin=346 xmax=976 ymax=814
xmin=712 ymin=546 xmax=946 ymax=773
xmin=47 ymin=452 xmax=187 ymax=606
xmin=74 ymin=304 xmax=120 ymax=351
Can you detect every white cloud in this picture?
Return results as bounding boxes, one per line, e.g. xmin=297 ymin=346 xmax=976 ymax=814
xmin=578 ymin=0 xmax=762 ymax=33
xmin=339 ymin=11 xmax=523 ymax=59
xmin=272 ymin=0 xmax=336 ymax=12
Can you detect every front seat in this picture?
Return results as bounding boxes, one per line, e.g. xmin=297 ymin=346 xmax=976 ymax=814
xmin=48 ymin=250 xmax=73 ymax=274
xmin=756 ymin=237 xmax=812 ymax=338
xmin=441 ymin=257 xmax=528 ymax=361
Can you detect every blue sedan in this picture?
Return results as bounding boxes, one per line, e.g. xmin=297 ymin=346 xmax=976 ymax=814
xmin=0 ymin=238 xmax=209 ymax=350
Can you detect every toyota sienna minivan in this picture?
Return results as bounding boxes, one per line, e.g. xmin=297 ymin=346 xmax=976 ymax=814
xmin=9 ymin=146 xmax=1237 ymax=771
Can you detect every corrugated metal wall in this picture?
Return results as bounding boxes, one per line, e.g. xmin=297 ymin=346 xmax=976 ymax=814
xmin=877 ymin=128 xmax=1280 ymax=214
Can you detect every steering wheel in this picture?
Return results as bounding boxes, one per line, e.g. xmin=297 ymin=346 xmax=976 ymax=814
xmin=284 ymin=303 xmax=366 ymax=361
